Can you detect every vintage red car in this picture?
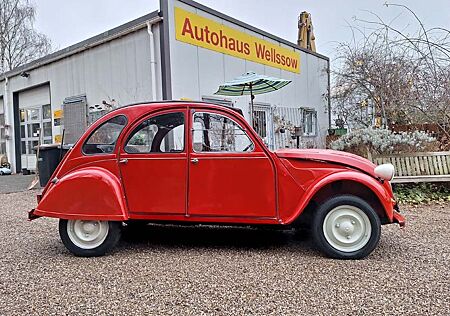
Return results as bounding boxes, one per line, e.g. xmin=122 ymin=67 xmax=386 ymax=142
xmin=29 ymin=101 xmax=405 ymax=259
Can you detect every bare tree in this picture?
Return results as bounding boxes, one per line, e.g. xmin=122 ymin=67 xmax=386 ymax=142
xmin=332 ymin=3 xmax=450 ymax=138
xmin=0 ymin=0 xmax=51 ymax=74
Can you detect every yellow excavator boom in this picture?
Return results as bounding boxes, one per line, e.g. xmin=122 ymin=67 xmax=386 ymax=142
xmin=298 ymin=11 xmax=316 ymax=52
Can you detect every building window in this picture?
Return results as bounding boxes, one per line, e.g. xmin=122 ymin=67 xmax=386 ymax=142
xmin=41 ymin=104 xmax=52 ymax=144
xmin=302 ymin=108 xmax=317 ymax=136
xmin=19 ymin=104 xmax=53 ymax=155
xmin=192 ymin=112 xmax=254 ymax=153
xmin=253 ymin=109 xmax=269 ymax=138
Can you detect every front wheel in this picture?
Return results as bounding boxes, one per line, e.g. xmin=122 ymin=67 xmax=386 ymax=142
xmin=59 ymin=219 xmax=121 ymax=257
xmin=312 ymin=195 xmax=381 ymax=260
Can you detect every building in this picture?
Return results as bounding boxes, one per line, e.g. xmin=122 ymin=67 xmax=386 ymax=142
xmin=0 ymin=0 xmax=330 ymax=173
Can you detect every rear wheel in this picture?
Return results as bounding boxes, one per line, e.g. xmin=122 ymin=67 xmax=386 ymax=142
xmin=59 ymin=219 xmax=121 ymax=257
xmin=312 ymin=195 xmax=381 ymax=259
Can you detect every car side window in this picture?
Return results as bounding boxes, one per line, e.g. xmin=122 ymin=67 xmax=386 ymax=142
xmin=192 ymin=112 xmax=254 ymax=152
xmin=82 ymin=115 xmax=127 ymax=155
xmin=125 ymin=112 xmax=185 ymax=153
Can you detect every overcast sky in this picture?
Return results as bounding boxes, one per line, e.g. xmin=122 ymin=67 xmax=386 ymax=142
xmin=34 ymin=0 xmax=450 ymax=59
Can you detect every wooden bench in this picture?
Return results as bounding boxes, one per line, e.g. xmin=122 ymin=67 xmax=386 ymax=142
xmin=371 ymin=151 xmax=450 ymax=183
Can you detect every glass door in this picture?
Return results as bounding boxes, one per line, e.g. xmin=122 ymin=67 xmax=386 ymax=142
xmin=20 ymin=108 xmax=40 ymax=156
xmin=20 ymin=105 xmax=52 ymax=170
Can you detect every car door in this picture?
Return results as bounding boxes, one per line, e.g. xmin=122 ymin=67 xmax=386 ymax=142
xmin=188 ymin=109 xmax=276 ymax=218
xmin=119 ymin=109 xmax=188 ymax=215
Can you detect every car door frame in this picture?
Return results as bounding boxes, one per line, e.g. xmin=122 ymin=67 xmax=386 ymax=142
xmin=117 ymin=106 xmax=190 ymax=217
xmin=187 ymin=105 xmax=279 ymax=220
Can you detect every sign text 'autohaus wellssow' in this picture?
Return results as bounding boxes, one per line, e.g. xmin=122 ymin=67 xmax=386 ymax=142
xmin=174 ymin=7 xmax=301 ymax=73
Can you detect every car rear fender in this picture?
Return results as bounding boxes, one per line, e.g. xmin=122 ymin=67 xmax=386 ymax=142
xmin=34 ymin=166 xmax=128 ymax=221
xmin=284 ymin=170 xmax=394 ymax=224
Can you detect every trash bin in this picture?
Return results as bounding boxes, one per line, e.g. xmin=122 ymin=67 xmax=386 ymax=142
xmin=34 ymin=144 xmax=71 ymax=187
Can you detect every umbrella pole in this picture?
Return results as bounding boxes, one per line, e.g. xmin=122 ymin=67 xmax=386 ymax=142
xmin=250 ymin=83 xmax=254 ymax=128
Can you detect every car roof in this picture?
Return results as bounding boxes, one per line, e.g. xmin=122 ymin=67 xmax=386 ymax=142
xmin=114 ymin=100 xmax=244 ymax=116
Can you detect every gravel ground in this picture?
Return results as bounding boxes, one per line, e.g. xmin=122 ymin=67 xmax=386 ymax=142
xmin=0 ymin=190 xmax=449 ymax=315
xmin=0 ymin=174 xmax=38 ymax=194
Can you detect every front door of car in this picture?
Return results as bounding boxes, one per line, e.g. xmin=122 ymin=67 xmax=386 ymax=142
xmin=188 ymin=110 xmax=276 ymax=218
xmin=119 ymin=109 xmax=188 ymax=215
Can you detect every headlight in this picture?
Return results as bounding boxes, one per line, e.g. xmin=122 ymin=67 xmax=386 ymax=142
xmin=374 ymin=163 xmax=395 ymax=181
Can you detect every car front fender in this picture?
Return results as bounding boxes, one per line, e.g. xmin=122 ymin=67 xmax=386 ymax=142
xmin=34 ymin=166 xmax=128 ymax=221
xmin=284 ymin=170 xmax=394 ymax=224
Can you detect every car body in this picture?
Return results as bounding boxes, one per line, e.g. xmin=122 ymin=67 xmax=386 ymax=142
xmin=29 ymin=101 xmax=405 ymax=259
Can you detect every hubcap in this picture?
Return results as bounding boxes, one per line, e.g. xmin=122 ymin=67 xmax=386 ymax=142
xmin=67 ymin=220 xmax=109 ymax=249
xmin=323 ymin=205 xmax=372 ymax=252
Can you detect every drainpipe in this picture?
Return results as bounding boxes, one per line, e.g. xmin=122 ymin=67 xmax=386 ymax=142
xmin=327 ymin=60 xmax=332 ymax=130
xmin=147 ymin=17 xmax=162 ymax=101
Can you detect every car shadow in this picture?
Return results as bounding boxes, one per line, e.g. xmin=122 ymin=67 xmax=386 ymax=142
xmin=118 ymin=224 xmax=315 ymax=252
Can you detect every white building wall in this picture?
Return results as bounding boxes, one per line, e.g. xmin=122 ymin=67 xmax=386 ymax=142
xmin=0 ymin=1 xmax=329 ymax=172
xmin=167 ymin=0 xmax=329 ymax=149
xmin=0 ymin=25 xmax=163 ymax=172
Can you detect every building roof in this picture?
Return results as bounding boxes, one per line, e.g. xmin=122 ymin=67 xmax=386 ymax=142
xmin=0 ymin=10 xmax=160 ymax=81
xmin=1 ymin=0 xmax=329 ymax=82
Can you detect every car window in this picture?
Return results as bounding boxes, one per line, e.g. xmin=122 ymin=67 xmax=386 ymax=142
xmin=82 ymin=115 xmax=127 ymax=155
xmin=125 ymin=112 xmax=185 ymax=153
xmin=192 ymin=112 xmax=254 ymax=153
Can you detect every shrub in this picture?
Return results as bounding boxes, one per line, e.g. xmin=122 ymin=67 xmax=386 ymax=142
xmin=394 ymin=183 xmax=450 ymax=204
xmin=329 ymin=127 xmax=437 ymax=158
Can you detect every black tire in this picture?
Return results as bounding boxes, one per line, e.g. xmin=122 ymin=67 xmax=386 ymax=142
xmin=312 ymin=195 xmax=381 ymax=260
xmin=59 ymin=219 xmax=122 ymax=257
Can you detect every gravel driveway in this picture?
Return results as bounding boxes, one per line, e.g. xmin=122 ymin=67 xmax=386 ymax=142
xmin=0 ymin=190 xmax=449 ymax=315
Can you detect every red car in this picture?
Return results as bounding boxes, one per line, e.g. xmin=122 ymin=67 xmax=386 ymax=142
xmin=29 ymin=101 xmax=405 ymax=259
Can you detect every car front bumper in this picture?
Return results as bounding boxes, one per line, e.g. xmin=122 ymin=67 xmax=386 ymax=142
xmin=392 ymin=211 xmax=405 ymax=228
xmin=391 ymin=202 xmax=405 ymax=227
xmin=28 ymin=209 xmax=41 ymax=221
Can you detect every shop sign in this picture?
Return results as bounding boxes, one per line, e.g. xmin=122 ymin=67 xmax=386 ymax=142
xmin=175 ymin=7 xmax=300 ymax=73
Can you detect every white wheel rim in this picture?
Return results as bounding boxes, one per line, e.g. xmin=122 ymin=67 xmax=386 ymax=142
xmin=323 ymin=205 xmax=372 ymax=253
xmin=67 ymin=220 xmax=109 ymax=249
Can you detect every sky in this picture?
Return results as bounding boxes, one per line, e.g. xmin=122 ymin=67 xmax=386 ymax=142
xmin=34 ymin=0 xmax=450 ymax=60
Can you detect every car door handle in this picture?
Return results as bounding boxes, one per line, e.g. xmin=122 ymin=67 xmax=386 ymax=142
xmin=191 ymin=158 xmax=199 ymax=164
xmin=119 ymin=158 xmax=128 ymax=164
